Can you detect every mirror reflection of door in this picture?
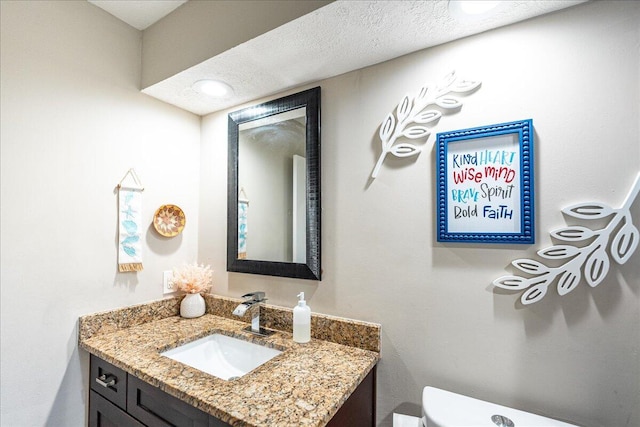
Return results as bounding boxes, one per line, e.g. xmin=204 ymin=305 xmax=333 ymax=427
xmin=292 ymin=154 xmax=306 ymax=263
xmin=238 ymin=107 xmax=306 ymax=262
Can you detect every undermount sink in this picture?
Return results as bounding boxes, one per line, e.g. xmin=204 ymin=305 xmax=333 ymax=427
xmin=161 ymin=333 xmax=282 ymax=381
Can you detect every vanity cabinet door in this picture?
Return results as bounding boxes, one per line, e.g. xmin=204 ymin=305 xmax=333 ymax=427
xmin=89 ymin=390 xmax=145 ymax=427
xmin=127 ymin=374 xmax=230 ymax=427
xmin=327 ymin=366 xmax=376 ymax=427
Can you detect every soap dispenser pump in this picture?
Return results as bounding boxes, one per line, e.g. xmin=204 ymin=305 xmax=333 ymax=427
xmin=293 ymin=292 xmax=311 ymax=343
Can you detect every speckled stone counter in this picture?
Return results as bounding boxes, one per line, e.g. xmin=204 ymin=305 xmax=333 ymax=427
xmin=78 ymin=295 xmax=380 ymax=427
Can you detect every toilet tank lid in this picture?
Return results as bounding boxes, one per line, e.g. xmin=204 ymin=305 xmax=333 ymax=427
xmin=422 ymin=387 xmax=578 ymax=427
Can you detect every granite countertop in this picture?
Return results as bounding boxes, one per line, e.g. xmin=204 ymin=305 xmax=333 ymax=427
xmin=78 ymin=295 xmax=380 ymax=427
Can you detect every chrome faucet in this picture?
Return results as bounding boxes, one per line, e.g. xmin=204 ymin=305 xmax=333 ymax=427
xmin=232 ymin=292 xmax=274 ymax=336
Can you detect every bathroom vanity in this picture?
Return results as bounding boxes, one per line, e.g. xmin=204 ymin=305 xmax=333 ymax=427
xmin=79 ymin=295 xmax=380 ymax=427
xmin=90 ymin=353 xmax=215 ymax=426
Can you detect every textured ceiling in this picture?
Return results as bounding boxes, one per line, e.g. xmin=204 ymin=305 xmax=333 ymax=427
xmin=142 ymin=0 xmax=585 ymax=116
xmin=93 ymin=0 xmax=586 ymax=116
xmin=88 ymin=0 xmax=187 ymax=31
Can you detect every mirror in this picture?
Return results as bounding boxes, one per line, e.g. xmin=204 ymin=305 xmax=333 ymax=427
xmin=227 ymin=87 xmax=321 ymax=280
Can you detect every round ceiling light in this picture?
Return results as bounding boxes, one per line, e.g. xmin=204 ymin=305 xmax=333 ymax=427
xmin=448 ymin=0 xmax=501 ymax=21
xmin=192 ymin=79 xmax=234 ymax=98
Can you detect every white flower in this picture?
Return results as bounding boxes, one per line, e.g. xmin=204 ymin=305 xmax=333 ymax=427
xmin=172 ymin=262 xmax=213 ymax=294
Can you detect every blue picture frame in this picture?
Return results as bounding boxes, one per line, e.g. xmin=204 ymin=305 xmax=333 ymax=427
xmin=436 ymin=119 xmax=534 ymax=244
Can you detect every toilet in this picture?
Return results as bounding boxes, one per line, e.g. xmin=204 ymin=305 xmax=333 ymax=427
xmin=393 ymin=386 xmax=579 ymax=427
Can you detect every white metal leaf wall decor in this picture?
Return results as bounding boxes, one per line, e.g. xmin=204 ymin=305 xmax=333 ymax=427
xmin=371 ymin=70 xmax=481 ymax=179
xmin=494 ymin=173 xmax=640 ymax=305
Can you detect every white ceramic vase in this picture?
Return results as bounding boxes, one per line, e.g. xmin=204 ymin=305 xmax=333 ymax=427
xmin=180 ymin=293 xmax=205 ymax=318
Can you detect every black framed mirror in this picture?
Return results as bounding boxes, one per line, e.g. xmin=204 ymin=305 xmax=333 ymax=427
xmin=227 ymin=87 xmax=321 ymax=280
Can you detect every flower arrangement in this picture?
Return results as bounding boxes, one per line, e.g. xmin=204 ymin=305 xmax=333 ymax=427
xmin=172 ymin=262 xmax=213 ymax=294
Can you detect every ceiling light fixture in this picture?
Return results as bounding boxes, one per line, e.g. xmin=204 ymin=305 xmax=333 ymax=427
xmin=192 ymin=79 xmax=234 ymax=98
xmin=448 ymin=0 xmax=501 ymax=21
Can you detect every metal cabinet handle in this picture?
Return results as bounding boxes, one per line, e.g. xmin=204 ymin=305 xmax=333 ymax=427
xmin=95 ymin=374 xmax=117 ymax=388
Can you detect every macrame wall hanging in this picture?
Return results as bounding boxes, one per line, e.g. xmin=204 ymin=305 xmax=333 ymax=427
xmin=238 ymin=187 xmax=249 ymax=260
xmin=494 ymin=172 xmax=639 ymax=305
xmin=371 ymin=70 xmax=481 ymax=179
xmin=116 ymin=169 xmax=144 ymax=272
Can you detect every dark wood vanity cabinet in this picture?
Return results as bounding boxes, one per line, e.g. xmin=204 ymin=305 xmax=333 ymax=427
xmin=89 ymin=354 xmax=376 ymax=427
xmin=327 ymin=367 xmax=376 ymax=427
xmin=89 ymin=355 xmax=229 ymax=427
xmin=89 ymin=390 xmax=145 ymax=427
xmin=127 ymin=374 xmax=225 ymax=427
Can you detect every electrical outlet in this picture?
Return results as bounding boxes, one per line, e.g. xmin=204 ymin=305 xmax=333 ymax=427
xmin=163 ymin=271 xmax=176 ymax=295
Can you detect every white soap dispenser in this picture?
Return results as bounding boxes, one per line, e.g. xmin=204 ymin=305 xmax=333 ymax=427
xmin=293 ymin=292 xmax=311 ymax=343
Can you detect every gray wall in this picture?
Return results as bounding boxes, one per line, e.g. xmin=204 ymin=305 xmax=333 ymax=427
xmin=141 ymin=0 xmax=331 ymax=88
xmin=199 ymin=2 xmax=640 ymax=426
xmin=0 ymin=1 xmax=200 ymax=425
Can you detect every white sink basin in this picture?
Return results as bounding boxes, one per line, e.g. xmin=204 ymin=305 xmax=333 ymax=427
xmin=161 ymin=333 xmax=282 ymax=381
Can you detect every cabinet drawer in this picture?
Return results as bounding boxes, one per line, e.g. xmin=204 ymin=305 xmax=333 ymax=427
xmin=90 ymin=354 xmax=127 ymax=410
xmin=127 ymin=374 xmax=227 ymax=427
xmin=89 ymin=390 xmax=145 ymax=427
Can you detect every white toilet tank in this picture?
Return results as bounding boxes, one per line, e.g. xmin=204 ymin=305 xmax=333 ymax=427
xmin=422 ymin=387 xmax=579 ymax=427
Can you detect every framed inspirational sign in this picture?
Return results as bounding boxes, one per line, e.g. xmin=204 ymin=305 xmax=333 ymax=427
xmin=436 ymin=119 xmax=534 ymax=244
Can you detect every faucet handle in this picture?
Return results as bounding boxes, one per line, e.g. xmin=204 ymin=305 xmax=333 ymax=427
xmin=242 ymin=291 xmax=266 ymax=302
